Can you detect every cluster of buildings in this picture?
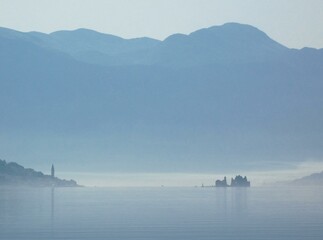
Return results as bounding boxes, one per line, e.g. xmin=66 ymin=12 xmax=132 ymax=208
xmin=215 ymin=175 xmax=250 ymax=187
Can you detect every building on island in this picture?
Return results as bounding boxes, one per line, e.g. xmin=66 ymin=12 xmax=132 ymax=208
xmin=231 ymin=175 xmax=250 ymax=187
xmin=215 ymin=176 xmax=229 ymax=187
xmin=215 ymin=175 xmax=250 ymax=187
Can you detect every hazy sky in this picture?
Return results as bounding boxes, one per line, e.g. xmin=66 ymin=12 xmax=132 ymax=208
xmin=1 ymin=0 xmax=322 ymax=49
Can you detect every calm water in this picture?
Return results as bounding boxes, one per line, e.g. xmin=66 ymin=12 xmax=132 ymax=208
xmin=0 ymin=186 xmax=323 ymax=240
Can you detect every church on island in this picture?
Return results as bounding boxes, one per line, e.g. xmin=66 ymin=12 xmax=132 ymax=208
xmin=215 ymin=175 xmax=250 ymax=187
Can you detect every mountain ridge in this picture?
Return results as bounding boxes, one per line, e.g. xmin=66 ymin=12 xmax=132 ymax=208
xmin=0 ymin=23 xmax=323 ymax=173
xmin=1 ymin=23 xmax=322 ymax=67
xmin=292 ymin=171 xmax=323 ymax=185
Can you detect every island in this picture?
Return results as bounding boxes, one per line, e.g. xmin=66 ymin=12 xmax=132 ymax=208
xmin=215 ymin=175 xmax=250 ymax=187
xmin=0 ymin=159 xmax=81 ymax=187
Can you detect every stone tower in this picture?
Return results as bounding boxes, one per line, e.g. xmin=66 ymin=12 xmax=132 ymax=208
xmin=51 ymin=164 xmax=55 ymax=178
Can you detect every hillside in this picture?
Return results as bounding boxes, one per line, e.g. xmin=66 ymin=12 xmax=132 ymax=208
xmin=290 ymin=171 xmax=323 ymax=186
xmin=0 ymin=160 xmax=80 ymax=187
xmin=2 ymin=23 xmax=323 ymax=67
xmin=0 ymin=23 xmax=323 ymax=173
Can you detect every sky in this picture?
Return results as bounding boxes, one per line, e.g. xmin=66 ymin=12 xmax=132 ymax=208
xmin=0 ymin=0 xmax=323 ymax=49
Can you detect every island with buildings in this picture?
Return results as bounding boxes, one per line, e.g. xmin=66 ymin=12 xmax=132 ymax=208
xmin=215 ymin=175 xmax=250 ymax=187
xmin=0 ymin=159 xmax=80 ymax=187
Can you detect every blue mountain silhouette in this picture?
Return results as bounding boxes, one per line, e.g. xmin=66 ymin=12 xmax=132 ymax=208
xmin=0 ymin=23 xmax=322 ymax=172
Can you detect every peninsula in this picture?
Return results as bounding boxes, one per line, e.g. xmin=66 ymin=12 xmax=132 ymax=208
xmin=0 ymin=159 xmax=80 ymax=187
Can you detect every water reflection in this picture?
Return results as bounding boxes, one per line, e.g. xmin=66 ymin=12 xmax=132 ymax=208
xmin=1 ymin=187 xmax=323 ymax=240
xmin=51 ymin=187 xmax=55 ymax=235
xmin=215 ymin=187 xmax=228 ymax=216
xmin=231 ymin=188 xmax=248 ymax=215
xmin=214 ymin=187 xmax=249 ymax=216
xmin=51 ymin=187 xmax=55 ymax=220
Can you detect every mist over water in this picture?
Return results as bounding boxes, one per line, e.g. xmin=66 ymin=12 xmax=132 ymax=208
xmin=57 ymin=160 xmax=323 ymax=187
xmin=1 ymin=186 xmax=323 ymax=240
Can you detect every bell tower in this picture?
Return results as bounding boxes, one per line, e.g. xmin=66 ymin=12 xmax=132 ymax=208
xmin=51 ymin=164 xmax=55 ymax=178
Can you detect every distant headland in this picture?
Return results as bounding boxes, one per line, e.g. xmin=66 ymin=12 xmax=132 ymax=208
xmin=215 ymin=175 xmax=250 ymax=187
xmin=0 ymin=159 xmax=81 ymax=187
xmin=277 ymin=171 xmax=323 ymax=186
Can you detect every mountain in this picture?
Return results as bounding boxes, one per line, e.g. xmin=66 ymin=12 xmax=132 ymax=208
xmin=0 ymin=159 xmax=80 ymax=187
xmin=143 ymin=23 xmax=289 ymax=66
xmin=0 ymin=23 xmax=323 ymax=173
xmin=3 ymin=23 xmax=323 ymax=67
xmin=285 ymin=171 xmax=323 ymax=186
xmin=0 ymin=27 xmax=160 ymax=66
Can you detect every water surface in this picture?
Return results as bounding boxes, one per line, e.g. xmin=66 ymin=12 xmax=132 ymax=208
xmin=0 ymin=186 xmax=322 ymax=240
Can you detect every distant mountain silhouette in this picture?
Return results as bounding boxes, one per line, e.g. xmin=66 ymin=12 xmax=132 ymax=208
xmin=0 ymin=159 xmax=80 ymax=187
xmin=2 ymin=23 xmax=322 ymax=67
xmin=289 ymin=171 xmax=323 ymax=186
xmin=0 ymin=27 xmax=160 ymax=66
xmin=0 ymin=23 xmax=323 ymax=172
xmin=143 ymin=23 xmax=290 ymax=66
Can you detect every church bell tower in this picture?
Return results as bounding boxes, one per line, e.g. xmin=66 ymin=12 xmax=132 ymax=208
xmin=51 ymin=164 xmax=55 ymax=178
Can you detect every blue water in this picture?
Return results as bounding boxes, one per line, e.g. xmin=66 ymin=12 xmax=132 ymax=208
xmin=0 ymin=186 xmax=323 ymax=240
